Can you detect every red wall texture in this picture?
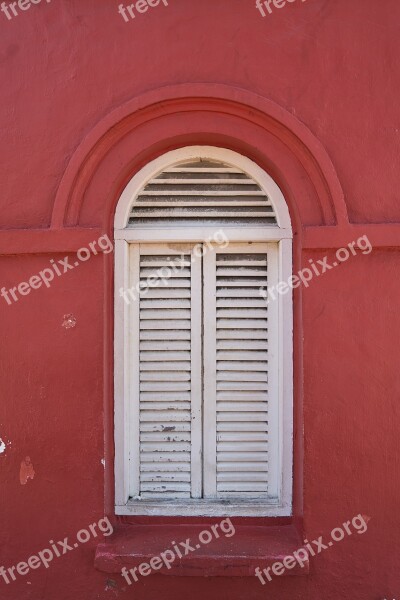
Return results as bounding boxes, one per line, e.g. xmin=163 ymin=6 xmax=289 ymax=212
xmin=1 ymin=1 xmax=399 ymax=599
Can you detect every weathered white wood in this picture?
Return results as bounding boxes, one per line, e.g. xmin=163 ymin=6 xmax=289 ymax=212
xmin=216 ymin=360 xmax=268 ymax=371
xmin=137 ymin=190 xmax=268 ymax=196
xmin=140 ymin=411 xmax=191 ymax=422
xmin=217 ymin=423 xmax=268 ymax=432
xmin=217 ymin=340 xmax=268 ymax=350
xmin=140 ymin=422 xmax=190 ymax=432
xmin=140 ymin=268 xmax=190 ymax=278
xmin=203 ymin=247 xmax=217 ymax=498
xmin=140 ymin=382 xmax=190 ymax=392
xmin=216 ymin=350 xmax=269 ymax=360
xmin=140 ymin=373 xmax=190 ymax=383
xmin=217 ymin=371 xmax=268 ymax=381
xmin=217 ymin=431 xmax=268 ymax=442
xmin=164 ymin=167 xmax=243 ymax=173
xmin=278 ymin=238 xmax=294 ymax=513
xmin=214 ymin=245 xmax=273 ymax=500
xmin=148 ymin=178 xmax=262 ymax=185
xmin=140 ymin=350 xmax=190 ymax=361
xmin=115 ymin=227 xmax=292 ymax=243
xmin=141 ymin=472 xmax=191 ymax=482
xmin=140 ymin=300 xmax=191 ymax=310
xmin=140 ymin=361 xmax=190 ymax=371
xmin=263 ymin=243 xmax=280 ymax=500
xmin=140 ymin=391 xmax=190 ymax=401
xmin=216 ymin=289 xmax=268 ymax=298
xmin=115 ymin=146 xmax=291 ymax=230
xmin=140 ymin=289 xmax=191 ymax=300
xmin=141 ymin=432 xmax=191 ymax=442
xmin=140 ymin=462 xmax=191 ymax=471
xmin=190 ymin=249 xmax=203 ymax=498
xmin=216 ymin=329 xmax=267 ymax=339
xmin=140 ymin=332 xmax=191 ymax=342
xmin=217 ymin=483 xmax=268 ymax=492
xmin=115 ymin=147 xmax=293 ymax=516
xmin=117 ymin=498 xmax=286 ymax=517
xmin=141 ymin=442 xmax=191 ymax=452
xmin=218 ymin=462 xmax=268 ymax=471
xmin=114 ymin=240 xmax=130 ymax=505
xmin=217 ymin=265 xmax=268 ymax=274
xmin=140 ymin=320 xmax=191 ymax=330
xmin=140 ymin=340 xmax=190 ymax=350
xmin=137 ymin=201 xmax=271 ymax=207
xmin=217 ymin=411 xmax=268 ymax=421
xmin=131 ymin=158 xmax=278 ymax=234
xmin=217 ymin=452 xmax=269 ymax=462
xmin=217 ymin=382 xmax=268 ymax=391
xmin=141 ymin=452 xmax=190 ymax=462
xmin=141 ymin=482 xmax=190 ymax=492
xmin=136 ymin=246 xmax=195 ymax=500
xmin=129 ymin=244 xmax=141 ymax=498
xmin=217 ymin=402 xmax=268 ymax=412
xmin=132 ymin=209 xmax=274 ymax=218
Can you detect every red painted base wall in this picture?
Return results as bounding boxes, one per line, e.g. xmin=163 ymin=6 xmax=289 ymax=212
xmin=1 ymin=1 xmax=399 ymax=599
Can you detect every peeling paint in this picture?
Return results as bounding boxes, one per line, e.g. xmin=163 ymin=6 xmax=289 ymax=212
xmin=101 ymin=458 xmax=105 ymax=468
xmin=62 ymin=314 xmax=77 ymax=329
xmin=20 ymin=456 xmax=35 ymax=485
xmin=0 ymin=438 xmax=6 ymax=454
xmin=105 ymin=578 xmax=119 ymax=596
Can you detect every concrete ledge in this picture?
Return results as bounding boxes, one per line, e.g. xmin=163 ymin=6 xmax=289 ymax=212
xmin=94 ymin=524 xmax=309 ymax=577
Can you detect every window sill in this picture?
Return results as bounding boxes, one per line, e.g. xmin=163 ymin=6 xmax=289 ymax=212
xmin=116 ymin=498 xmax=290 ymax=517
xmin=94 ymin=524 xmax=309 ymax=577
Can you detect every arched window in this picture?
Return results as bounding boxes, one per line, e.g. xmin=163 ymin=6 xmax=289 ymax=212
xmin=114 ymin=147 xmax=293 ymax=516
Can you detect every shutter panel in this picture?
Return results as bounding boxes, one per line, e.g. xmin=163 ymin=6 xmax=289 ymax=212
xmin=129 ymin=159 xmax=277 ymax=228
xmin=203 ymin=245 xmax=279 ymax=499
xmin=133 ymin=244 xmax=202 ymax=500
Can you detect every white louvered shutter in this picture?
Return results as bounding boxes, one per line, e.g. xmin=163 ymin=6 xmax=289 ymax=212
xmin=203 ymin=243 xmax=280 ymax=500
xmin=128 ymin=159 xmax=277 ymax=228
xmin=127 ymin=158 xmax=282 ymax=505
xmin=130 ymin=244 xmax=202 ymax=500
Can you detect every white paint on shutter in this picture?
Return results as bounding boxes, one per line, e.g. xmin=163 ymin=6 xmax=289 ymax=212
xmin=135 ymin=244 xmax=202 ymax=500
xmin=203 ymin=245 xmax=280 ymax=500
xmin=115 ymin=148 xmax=293 ymax=516
xmin=129 ymin=160 xmax=277 ymax=227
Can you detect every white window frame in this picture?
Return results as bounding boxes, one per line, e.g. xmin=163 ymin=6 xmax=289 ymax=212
xmin=114 ymin=146 xmax=293 ymax=516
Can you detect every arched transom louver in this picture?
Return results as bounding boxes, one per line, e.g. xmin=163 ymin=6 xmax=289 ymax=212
xmin=128 ymin=159 xmax=277 ymax=227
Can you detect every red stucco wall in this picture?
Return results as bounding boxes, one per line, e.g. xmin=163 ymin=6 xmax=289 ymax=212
xmin=1 ymin=1 xmax=399 ymax=598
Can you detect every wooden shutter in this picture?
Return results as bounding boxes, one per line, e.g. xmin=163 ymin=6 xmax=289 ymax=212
xmin=130 ymin=244 xmax=202 ymax=500
xmin=130 ymin=242 xmax=280 ymax=503
xmin=129 ymin=159 xmax=277 ymax=228
xmin=203 ymin=243 xmax=280 ymax=499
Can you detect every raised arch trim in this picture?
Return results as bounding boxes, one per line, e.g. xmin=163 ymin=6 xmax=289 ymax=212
xmin=51 ymin=83 xmax=348 ymax=229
